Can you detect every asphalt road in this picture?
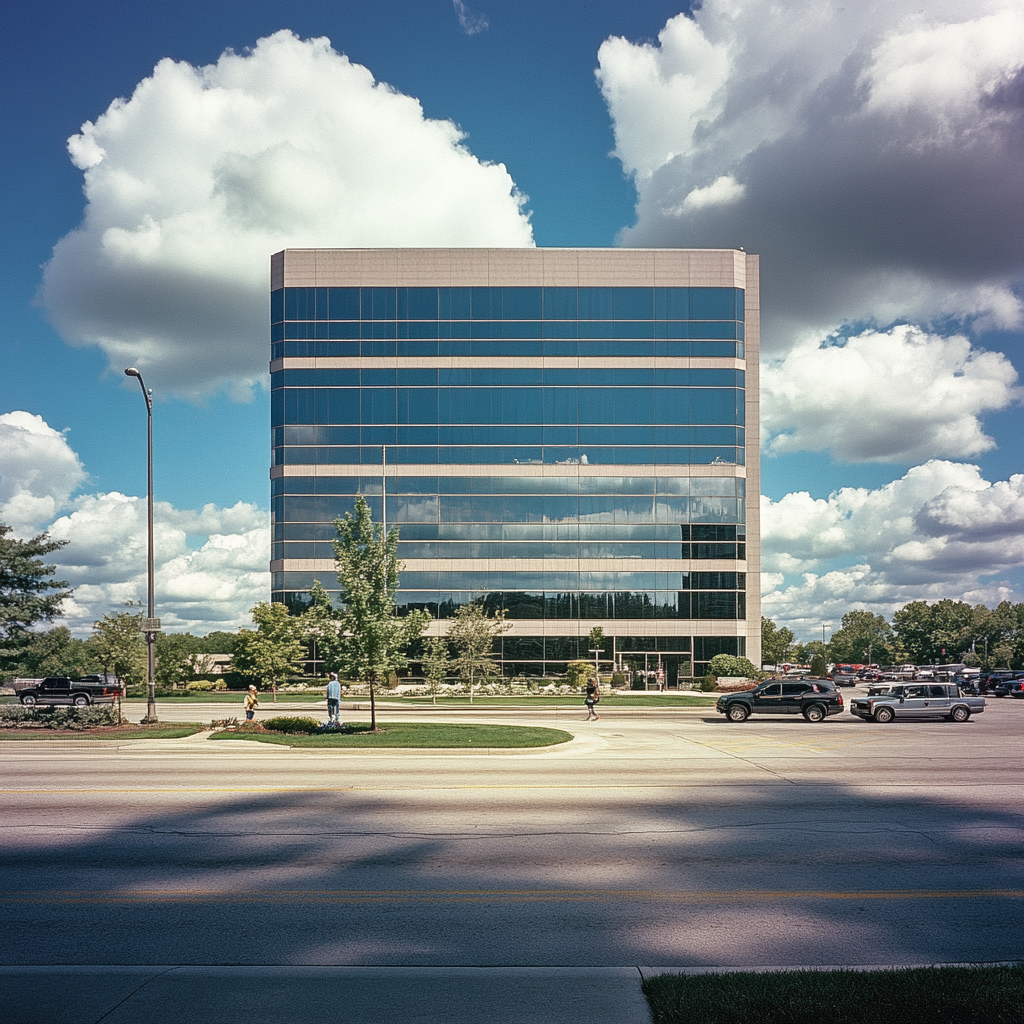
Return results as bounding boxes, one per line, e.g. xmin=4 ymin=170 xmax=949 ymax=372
xmin=3 ymin=698 xmax=1022 ymax=971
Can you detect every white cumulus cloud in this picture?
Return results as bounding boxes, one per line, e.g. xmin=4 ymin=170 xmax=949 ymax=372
xmin=760 ymin=463 xmax=1024 ymax=637
xmin=0 ymin=412 xmax=87 ymax=532
xmin=598 ymin=2 xmax=1024 ymax=348
xmin=48 ymin=494 xmax=270 ymax=635
xmin=41 ymin=30 xmax=533 ymax=400
xmin=762 ymin=325 xmax=1022 ymax=462
xmin=1 ymin=412 xmax=269 ymax=634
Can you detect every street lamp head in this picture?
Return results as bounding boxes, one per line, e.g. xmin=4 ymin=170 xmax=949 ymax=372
xmin=124 ymin=367 xmax=141 ymax=378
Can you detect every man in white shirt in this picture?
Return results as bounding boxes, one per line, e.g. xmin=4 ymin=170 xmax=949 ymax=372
xmin=326 ymin=672 xmax=342 ymax=724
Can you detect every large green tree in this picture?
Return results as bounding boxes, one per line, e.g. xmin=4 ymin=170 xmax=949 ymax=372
xmin=446 ymin=600 xmax=510 ymax=703
xmin=195 ymin=631 xmax=238 ymax=655
xmin=7 ymin=626 xmax=99 ymax=679
xmin=318 ymin=496 xmax=429 ymax=730
xmin=0 ymin=523 xmax=72 ymax=671
xmin=961 ymin=601 xmax=1023 ymax=669
xmin=827 ymin=610 xmax=894 ymax=665
xmin=760 ymin=616 xmax=796 ymax=668
xmin=794 ymin=640 xmax=827 ymax=666
xmin=154 ymin=633 xmax=204 ymax=689
xmin=89 ymin=609 xmax=146 ymax=688
xmin=892 ymin=599 xmax=986 ymax=665
xmin=233 ymin=602 xmax=306 ymax=691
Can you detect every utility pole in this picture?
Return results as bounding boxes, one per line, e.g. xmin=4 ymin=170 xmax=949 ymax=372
xmin=125 ymin=368 xmax=158 ymax=723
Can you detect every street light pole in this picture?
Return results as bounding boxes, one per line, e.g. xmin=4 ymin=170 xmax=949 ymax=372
xmin=125 ymin=368 xmax=158 ymax=723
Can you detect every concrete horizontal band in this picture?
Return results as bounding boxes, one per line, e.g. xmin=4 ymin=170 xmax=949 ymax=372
xmin=271 ymin=356 xmax=747 ymax=372
xmin=273 ymin=247 xmax=750 ymax=290
xmin=272 ymin=559 xmax=745 ymax=573
xmin=271 ymin=464 xmax=746 ymax=479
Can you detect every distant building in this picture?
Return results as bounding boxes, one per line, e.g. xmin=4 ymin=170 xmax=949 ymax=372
xmin=270 ymin=248 xmax=760 ymax=682
xmin=202 ymin=654 xmax=233 ymax=675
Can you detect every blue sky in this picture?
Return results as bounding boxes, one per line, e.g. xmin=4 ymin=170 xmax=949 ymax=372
xmin=1 ymin=0 xmax=1022 ymax=640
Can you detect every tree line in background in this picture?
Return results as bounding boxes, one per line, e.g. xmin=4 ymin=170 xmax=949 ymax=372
xmin=762 ymin=601 xmax=1024 ymax=672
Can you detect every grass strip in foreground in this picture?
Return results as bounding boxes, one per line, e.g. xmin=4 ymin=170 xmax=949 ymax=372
xmin=0 ymin=723 xmax=208 ymax=740
xmin=642 ymin=964 xmax=1023 ymax=1024
xmin=210 ymin=722 xmax=572 ymax=748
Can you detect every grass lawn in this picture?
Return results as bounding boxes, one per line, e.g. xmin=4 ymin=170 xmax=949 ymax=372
xmin=122 ymin=692 xmax=322 ymax=703
xmin=398 ymin=694 xmax=717 ymax=707
xmin=642 ymin=964 xmax=1024 ymax=1024
xmin=0 ymin=723 xmax=209 ymax=740
xmin=210 ymin=722 xmax=573 ymax=748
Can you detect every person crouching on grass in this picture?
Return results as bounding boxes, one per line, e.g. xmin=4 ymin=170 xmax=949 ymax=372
xmin=244 ymin=685 xmax=259 ymax=721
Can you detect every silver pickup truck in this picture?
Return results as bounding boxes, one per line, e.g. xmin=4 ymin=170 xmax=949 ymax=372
xmin=850 ymin=683 xmax=985 ymax=723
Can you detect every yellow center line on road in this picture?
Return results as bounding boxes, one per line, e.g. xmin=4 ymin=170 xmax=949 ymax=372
xmin=5 ymin=888 xmax=1022 ymax=905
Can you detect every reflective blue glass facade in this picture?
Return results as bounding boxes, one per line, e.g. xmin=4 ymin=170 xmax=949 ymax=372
xmin=270 ymin=249 xmax=760 ymax=680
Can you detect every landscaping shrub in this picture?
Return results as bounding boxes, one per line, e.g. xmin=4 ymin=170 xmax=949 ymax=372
xmin=185 ymin=679 xmax=227 ymax=692
xmin=709 ymin=653 xmax=761 ymax=679
xmin=0 ymin=704 xmax=121 ymax=729
xmin=261 ymin=716 xmax=322 ymax=734
xmin=610 ymin=672 xmax=626 ymax=688
xmin=696 ymin=674 xmax=718 ymax=692
xmin=0 ymin=705 xmax=34 ymax=727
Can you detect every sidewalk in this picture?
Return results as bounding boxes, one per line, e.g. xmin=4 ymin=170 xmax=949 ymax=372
xmin=0 ymin=966 xmax=652 ymax=1024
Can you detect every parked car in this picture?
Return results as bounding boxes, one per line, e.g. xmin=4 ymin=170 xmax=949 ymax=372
xmin=1006 ymin=680 xmax=1024 ymax=699
xmin=976 ymin=671 xmax=1019 ymax=694
xmin=716 ymin=679 xmax=844 ymax=722
xmin=15 ymin=676 xmax=122 ymax=707
xmin=991 ymin=673 xmax=1024 ymax=697
xmin=831 ymin=673 xmax=858 ymax=687
xmin=849 ymin=683 xmax=985 ymax=723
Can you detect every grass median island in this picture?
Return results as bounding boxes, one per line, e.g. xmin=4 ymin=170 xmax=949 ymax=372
xmin=210 ymin=722 xmax=573 ymax=748
xmin=642 ymin=964 xmax=1024 ymax=1024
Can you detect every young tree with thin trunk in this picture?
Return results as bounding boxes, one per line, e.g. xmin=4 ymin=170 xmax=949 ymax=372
xmin=446 ymin=601 xmax=510 ymax=703
xmin=421 ymin=636 xmax=451 ymax=705
xmin=319 ymin=497 xmax=429 ymax=730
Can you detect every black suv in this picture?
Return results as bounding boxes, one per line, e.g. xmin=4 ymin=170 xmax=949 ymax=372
xmin=716 ymin=679 xmax=844 ymax=723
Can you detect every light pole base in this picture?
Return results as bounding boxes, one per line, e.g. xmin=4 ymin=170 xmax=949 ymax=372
xmin=141 ymin=715 xmax=159 ymax=724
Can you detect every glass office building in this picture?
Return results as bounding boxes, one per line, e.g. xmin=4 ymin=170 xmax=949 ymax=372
xmin=271 ymin=248 xmax=761 ymax=681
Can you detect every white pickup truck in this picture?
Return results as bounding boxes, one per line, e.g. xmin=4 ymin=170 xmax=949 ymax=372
xmin=849 ymin=683 xmax=985 ymax=723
